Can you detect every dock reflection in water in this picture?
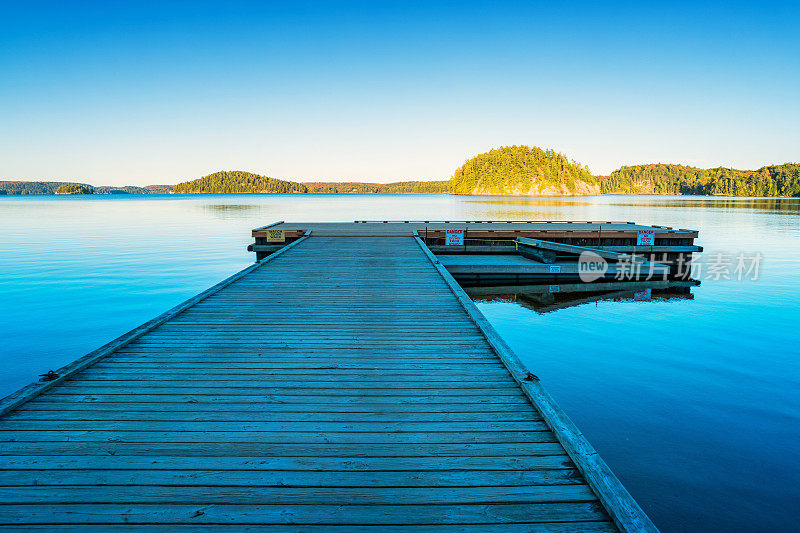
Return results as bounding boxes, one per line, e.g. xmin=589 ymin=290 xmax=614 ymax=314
xmin=466 ymin=280 xmax=698 ymax=314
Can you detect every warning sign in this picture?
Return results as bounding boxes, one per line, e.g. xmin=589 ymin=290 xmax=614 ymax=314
xmin=266 ymin=230 xmax=285 ymax=243
xmin=637 ymin=230 xmax=655 ymax=246
xmin=445 ymin=229 xmax=464 ymax=246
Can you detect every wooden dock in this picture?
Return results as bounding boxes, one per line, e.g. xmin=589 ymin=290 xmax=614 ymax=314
xmin=0 ymin=227 xmax=658 ymax=530
xmin=250 ymin=221 xmax=700 ymax=262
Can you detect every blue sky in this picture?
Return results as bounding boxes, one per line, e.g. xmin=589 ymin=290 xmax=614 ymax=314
xmin=1 ymin=0 xmax=798 ymax=185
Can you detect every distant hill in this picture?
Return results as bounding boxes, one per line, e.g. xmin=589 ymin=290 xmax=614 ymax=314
xmin=172 ymin=171 xmax=448 ymax=194
xmin=141 ymin=185 xmax=173 ymax=194
xmin=173 ymin=171 xmax=308 ymax=193
xmin=449 ymin=145 xmax=599 ymax=196
xmin=93 ymin=185 xmax=174 ymax=194
xmin=601 ymin=163 xmax=800 ymax=197
xmin=0 ymin=181 xmax=88 ymax=195
xmin=0 ymin=181 xmax=173 ymax=195
xmin=304 ymin=181 xmax=448 ymax=193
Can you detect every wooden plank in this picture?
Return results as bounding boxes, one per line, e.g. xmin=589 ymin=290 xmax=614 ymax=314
xmin=54 ymin=369 xmax=515 ymax=378
xmin=50 ymin=384 xmax=519 ymax=393
xmin=69 ymin=369 xmax=518 ymax=380
xmin=86 ymin=363 xmax=507 ymax=370
xmin=0 ymin=468 xmax=582 ymax=487
xmin=0 ymin=485 xmax=598 ymax=504
xmin=18 ymin=401 xmax=538 ymax=413
xmin=0 ymin=502 xmax=609 ymax=525
xmin=27 ymin=395 xmax=531 ymax=405
xmin=50 ymin=386 xmax=521 ymax=395
xmin=65 ymin=357 xmax=503 ymax=364
xmin=0 ymin=420 xmax=548 ymax=433
xmin=0 ymin=430 xmax=553 ymax=444
xmin=0 ymin=523 xmax=617 ymax=532
xmin=46 ymin=380 xmax=517 ymax=389
xmin=0 ymin=455 xmax=573 ymax=471
xmin=3 ymin=410 xmax=539 ymax=423
xmin=0 ymin=442 xmax=568 ymax=457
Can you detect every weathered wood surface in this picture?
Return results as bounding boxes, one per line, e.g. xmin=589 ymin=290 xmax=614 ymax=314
xmin=437 ymin=254 xmax=670 ymax=277
xmin=256 ymin=221 xmax=698 ymax=240
xmin=516 ymin=237 xmax=646 ymax=262
xmin=0 ymin=235 xmax=646 ymax=530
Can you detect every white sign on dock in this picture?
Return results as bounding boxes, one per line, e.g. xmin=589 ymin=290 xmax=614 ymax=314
xmin=445 ymin=229 xmax=465 ymax=245
xmin=637 ymin=229 xmax=655 ymax=246
xmin=549 ymin=265 xmax=561 ymax=273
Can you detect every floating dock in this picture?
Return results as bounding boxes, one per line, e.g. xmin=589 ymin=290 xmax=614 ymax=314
xmin=0 ymin=222 xmax=678 ymax=531
xmin=251 ymin=221 xmax=700 ymax=257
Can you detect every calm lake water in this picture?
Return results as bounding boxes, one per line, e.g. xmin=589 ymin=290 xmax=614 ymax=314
xmin=1 ymin=193 xmax=798 ymax=532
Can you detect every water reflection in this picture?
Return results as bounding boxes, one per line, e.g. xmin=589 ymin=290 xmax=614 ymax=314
xmin=469 ymin=195 xmax=800 ymax=214
xmin=467 ymin=280 xmax=697 ymax=314
xmin=202 ymin=203 xmax=268 ymax=220
xmin=466 ymin=198 xmax=598 ymax=207
xmin=607 ymin=197 xmax=800 ymax=214
xmin=460 ymin=209 xmax=553 ymax=220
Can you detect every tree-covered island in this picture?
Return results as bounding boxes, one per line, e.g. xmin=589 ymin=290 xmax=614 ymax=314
xmin=449 ymin=145 xmax=599 ymax=196
xmin=55 ymin=183 xmax=93 ymax=194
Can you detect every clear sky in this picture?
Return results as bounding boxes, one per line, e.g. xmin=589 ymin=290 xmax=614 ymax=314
xmin=1 ymin=1 xmax=798 ymax=185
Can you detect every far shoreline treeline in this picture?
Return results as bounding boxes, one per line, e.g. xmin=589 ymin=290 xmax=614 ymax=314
xmin=0 ymin=182 xmax=173 ymax=195
xmin=2 ymin=146 xmax=798 ymax=197
xmin=171 ymin=171 xmax=450 ymax=194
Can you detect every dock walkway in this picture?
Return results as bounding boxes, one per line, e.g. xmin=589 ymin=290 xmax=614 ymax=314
xmin=0 ymin=233 xmax=655 ymax=530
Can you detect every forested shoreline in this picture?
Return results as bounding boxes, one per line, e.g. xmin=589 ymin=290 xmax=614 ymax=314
xmin=0 ymin=181 xmax=171 ymax=195
xmin=3 ymin=156 xmax=798 ymax=197
xmin=303 ymin=181 xmax=448 ymax=193
xmin=172 ymin=171 xmax=449 ymax=194
xmin=601 ymin=163 xmax=800 ymax=197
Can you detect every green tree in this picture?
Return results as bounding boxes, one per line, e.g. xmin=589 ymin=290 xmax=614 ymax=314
xmin=449 ymin=145 xmax=598 ymax=195
xmin=55 ymin=183 xmax=93 ymax=194
xmin=173 ymin=171 xmax=309 ymax=193
xmin=600 ymin=163 xmax=800 ymax=197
